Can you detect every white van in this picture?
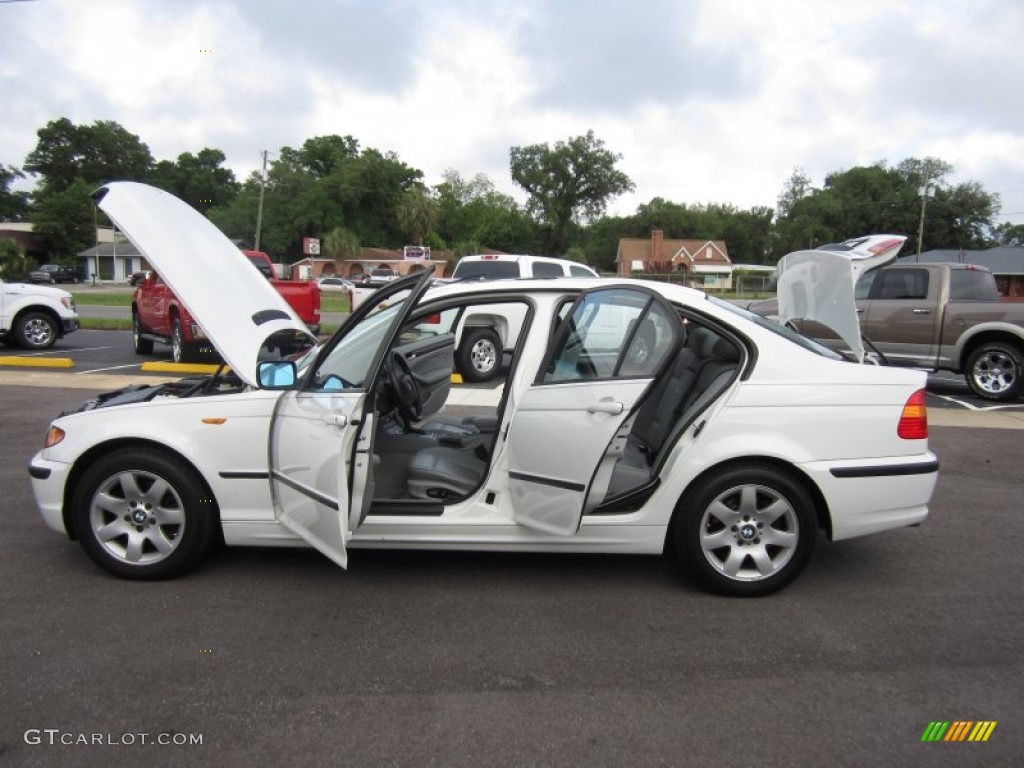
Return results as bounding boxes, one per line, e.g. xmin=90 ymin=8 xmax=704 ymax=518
xmin=451 ymin=254 xmax=598 ymax=280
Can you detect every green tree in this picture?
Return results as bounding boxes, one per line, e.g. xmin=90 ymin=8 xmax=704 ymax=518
xmin=0 ymin=165 xmax=30 ymax=221
xmin=396 ymin=187 xmax=437 ymax=245
xmin=24 ymin=117 xmax=154 ymax=193
xmin=322 ymin=226 xmax=361 ymax=259
xmin=434 ymin=170 xmax=539 ymax=254
xmin=769 ymin=158 xmax=999 ymax=259
xmin=510 ymin=130 xmax=634 ymax=254
xmin=0 ymin=238 xmax=30 ymax=280
xmin=31 ymin=178 xmax=96 ymax=258
xmin=148 ymin=148 xmax=239 ymax=215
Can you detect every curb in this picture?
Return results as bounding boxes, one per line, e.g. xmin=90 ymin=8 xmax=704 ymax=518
xmin=0 ymin=356 xmax=74 ymax=369
xmin=140 ymin=361 xmax=226 ymax=375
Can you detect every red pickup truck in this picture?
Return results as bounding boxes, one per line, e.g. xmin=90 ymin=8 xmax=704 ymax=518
xmin=132 ymin=250 xmax=320 ymax=363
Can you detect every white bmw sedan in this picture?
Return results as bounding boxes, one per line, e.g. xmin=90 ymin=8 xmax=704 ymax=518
xmin=28 ymin=183 xmax=938 ymax=596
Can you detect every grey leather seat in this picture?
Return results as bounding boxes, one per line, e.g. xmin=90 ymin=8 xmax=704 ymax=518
xmin=407 ymin=446 xmax=487 ymax=500
xmin=609 ymin=326 xmax=740 ymax=494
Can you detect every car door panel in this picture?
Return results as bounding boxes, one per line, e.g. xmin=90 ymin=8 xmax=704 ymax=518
xmin=508 ymin=286 xmax=682 ymax=536
xmin=268 ymin=270 xmax=436 ymax=567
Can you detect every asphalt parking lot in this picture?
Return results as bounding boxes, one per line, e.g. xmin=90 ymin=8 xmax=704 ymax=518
xmin=1 ymin=368 xmax=1022 ymax=765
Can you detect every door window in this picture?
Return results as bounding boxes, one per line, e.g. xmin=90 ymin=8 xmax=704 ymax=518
xmin=541 ymin=288 xmax=677 ymax=383
xmin=874 ymin=269 xmax=929 ymax=300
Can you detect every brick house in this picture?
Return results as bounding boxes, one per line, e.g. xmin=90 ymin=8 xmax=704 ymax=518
xmin=616 ymin=230 xmax=733 ymax=288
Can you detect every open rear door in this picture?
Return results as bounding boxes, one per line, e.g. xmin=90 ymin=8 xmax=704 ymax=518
xmin=507 ymin=286 xmax=682 ymax=535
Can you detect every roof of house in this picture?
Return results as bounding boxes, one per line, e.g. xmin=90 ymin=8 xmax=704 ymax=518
xmin=617 ymin=236 xmax=731 ymax=267
xmin=896 ymin=246 xmax=1024 ymax=275
xmin=78 ymin=241 xmax=142 ymax=258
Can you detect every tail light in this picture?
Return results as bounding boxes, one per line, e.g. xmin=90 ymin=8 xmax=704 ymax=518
xmin=897 ymin=389 xmax=928 ymax=439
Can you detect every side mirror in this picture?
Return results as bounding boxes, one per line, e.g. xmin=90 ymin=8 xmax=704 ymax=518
xmin=257 ymin=360 xmax=297 ymax=389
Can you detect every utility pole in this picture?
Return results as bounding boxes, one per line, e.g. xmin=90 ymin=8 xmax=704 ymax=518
xmin=915 ymin=183 xmax=935 ymax=262
xmin=254 ymin=150 xmax=268 ymax=251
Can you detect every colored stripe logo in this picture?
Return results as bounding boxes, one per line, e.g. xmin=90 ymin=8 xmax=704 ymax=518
xmin=921 ymin=721 xmax=997 ymax=742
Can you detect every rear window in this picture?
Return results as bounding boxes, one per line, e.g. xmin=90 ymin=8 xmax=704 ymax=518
xmin=950 ymin=269 xmax=997 ymax=301
xmin=531 ymin=261 xmax=563 ymax=278
xmin=451 ymin=260 xmax=520 ymax=280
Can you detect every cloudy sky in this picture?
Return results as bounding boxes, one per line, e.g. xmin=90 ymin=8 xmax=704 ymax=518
xmin=3 ymin=0 xmax=1023 ymax=226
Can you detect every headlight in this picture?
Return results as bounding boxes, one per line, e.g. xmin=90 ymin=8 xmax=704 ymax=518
xmin=44 ymin=426 xmax=66 ymax=447
xmin=61 ymin=296 xmax=75 ymax=311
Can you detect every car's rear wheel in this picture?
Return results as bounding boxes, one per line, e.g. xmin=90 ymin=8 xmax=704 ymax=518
xmin=966 ymin=342 xmax=1023 ymax=401
xmin=132 ymin=312 xmax=154 ymax=354
xmin=71 ymin=448 xmax=217 ymax=579
xmin=674 ymin=464 xmax=816 ymax=596
xmin=458 ymin=327 xmax=501 ymax=382
xmin=14 ymin=311 xmax=58 ymax=350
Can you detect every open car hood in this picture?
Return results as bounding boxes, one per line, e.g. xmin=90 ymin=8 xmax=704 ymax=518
xmin=96 ymin=182 xmax=316 ymax=386
xmin=776 ymin=235 xmax=907 ymax=363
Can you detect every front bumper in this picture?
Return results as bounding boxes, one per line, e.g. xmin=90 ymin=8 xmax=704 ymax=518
xmin=28 ymin=453 xmax=73 ymax=536
xmin=62 ymin=317 xmax=80 ymax=334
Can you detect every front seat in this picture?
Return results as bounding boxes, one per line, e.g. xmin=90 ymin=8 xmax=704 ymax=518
xmin=407 ymin=446 xmax=487 ymax=500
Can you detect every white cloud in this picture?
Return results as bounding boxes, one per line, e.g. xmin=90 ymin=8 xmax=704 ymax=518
xmin=1 ymin=0 xmax=1021 ymax=225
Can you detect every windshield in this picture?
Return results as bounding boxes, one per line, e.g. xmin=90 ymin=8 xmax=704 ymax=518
xmin=710 ymin=297 xmax=844 ymax=360
xmin=306 ymin=297 xmax=408 ymax=390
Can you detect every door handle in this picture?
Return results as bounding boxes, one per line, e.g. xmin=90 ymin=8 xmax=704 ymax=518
xmin=912 ymin=308 xmax=931 ymax=314
xmin=856 ymin=308 xmax=865 ymax=313
xmin=327 ymin=413 xmax=348 ymax=428
xmin=587 ymin=401 xmax=624 ymax=415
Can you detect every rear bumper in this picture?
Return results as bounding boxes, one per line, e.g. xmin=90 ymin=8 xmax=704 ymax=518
xmin=802 ymin=453 xmax=939 ymax=540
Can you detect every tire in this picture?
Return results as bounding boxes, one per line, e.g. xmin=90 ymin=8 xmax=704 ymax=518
xmin=71 ymin=448 xmax=217 ymax=579
xmin=965 ymin=342 xmax=1024 ymax=401
xmin=14 ymin=311 xmax=58 ymax=350
xmin=458 ymin=327 xmax=502 ymax=383
xmin=132 ymin=312 xmax=154 ymax=355
xmin=171 ymin=319 xmax=195 ymax=363
xmin=674 ymin=464 xmax=817 ymax=597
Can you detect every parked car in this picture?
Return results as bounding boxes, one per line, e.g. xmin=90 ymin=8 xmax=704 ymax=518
xmin=350 ymin=256 xmax=601 ymax=382
xmin=451 ymin=254 xmax=599 ymax=280
xmin=128 ymin=270 xmax=149 ymax=287
xmin=29 ymin=264 xmax=82 ymax=284
xmin=746 ymin=240 xmax=1024 ymax=401
xmin=28 ymin=182 xmax=938 ymax=597
xmin=316 ymin=276 xmax=353 ymax=293
xmin=1 ymin=277 xmax=79 ymax=350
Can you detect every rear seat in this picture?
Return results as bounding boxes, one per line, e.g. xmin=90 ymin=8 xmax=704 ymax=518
xmin=608 ymin=326 xmax=740 ymax=495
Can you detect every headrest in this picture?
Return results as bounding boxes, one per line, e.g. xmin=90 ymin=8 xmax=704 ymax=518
xmin=688 ymin=326 xmax=740 ymax=362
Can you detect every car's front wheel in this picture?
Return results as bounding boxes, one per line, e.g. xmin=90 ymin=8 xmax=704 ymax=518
xmin=674 ymin=464 xmax=816 ymax=596
xmin=71 ymin=448 xmax=217 ymax=579
xmin=966 ymin=342 xmax=1023 ymax=401
xmin=14 ymin=311 xmax=58 ymax=350
xmin=132 ymin=312 xmax=154 ymax=354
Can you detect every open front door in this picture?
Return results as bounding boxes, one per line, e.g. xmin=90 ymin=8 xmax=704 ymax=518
xmin=507 ymin=286 xmax=682 ymax=535
xmin=268 ymin=271 xmax=435 ymax=567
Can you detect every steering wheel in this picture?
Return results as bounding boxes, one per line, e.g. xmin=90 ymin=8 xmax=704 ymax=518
xmin=389 ymin=351 xmax=424 ymax=422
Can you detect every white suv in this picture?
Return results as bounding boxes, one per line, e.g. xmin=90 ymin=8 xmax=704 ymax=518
xmin=451 ymin=254 xmax=598 ymax=280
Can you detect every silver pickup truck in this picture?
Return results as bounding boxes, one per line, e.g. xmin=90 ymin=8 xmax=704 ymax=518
xmin=748 ymin=258 xmax=1024 ymax=401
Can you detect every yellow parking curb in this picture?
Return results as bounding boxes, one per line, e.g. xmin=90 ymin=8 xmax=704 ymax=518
xmin=141 ymin=361 xmax=228 ymax=375
xmin=0 ymin=356 xmax=74 ymax=369
xmin=451 ymin=373 xmax=463 ymax=384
